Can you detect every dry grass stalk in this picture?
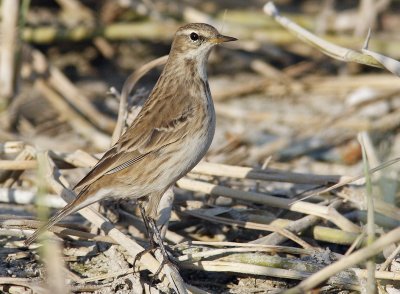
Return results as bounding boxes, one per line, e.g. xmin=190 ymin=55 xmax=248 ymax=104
xmin=358 ymin=132 xmax=376 ymax=292
xmin=0 ymin=0 xmax=20 ymax=101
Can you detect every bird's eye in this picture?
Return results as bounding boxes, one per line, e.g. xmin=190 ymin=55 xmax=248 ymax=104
xmin=190 ymin=32 xmax=199 ymax=41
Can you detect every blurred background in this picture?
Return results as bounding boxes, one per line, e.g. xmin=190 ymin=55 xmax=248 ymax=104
xmin=1 ymin=0 xmax=399 ymax=170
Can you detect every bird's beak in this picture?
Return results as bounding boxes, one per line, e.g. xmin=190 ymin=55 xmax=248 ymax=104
xmin=209 ymin=34 xmax=238 ymax=44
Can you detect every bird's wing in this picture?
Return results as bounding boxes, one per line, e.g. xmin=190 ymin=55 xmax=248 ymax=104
xmin=73 ymin=103 xmax=196 ymax=191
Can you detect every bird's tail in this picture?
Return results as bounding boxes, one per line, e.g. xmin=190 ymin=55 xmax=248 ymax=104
xmin=24 ymin=199 xmax=80 ymax=246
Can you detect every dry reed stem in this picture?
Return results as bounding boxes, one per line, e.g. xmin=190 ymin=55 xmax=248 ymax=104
xmin=49 ymin=149 xmax=99 ymax=168
xmin=2 ymin=146 xmax=35 ymax=188
xmin=36 ymin=151 xmax=68 ymax=294
xmin=0 ymin=188 xmax=64 ymax=207
xmin=283 ymin=226 xmax=400 ymax=293
xmin=1 ymin=219 xmax=117 ymax=244
xmin=252 ymin=200 xmax=339 ymax=245
xmin=0 ymin=0 xmax=20 ymax=101
xmin=0 ymin=151 xmax=343 ymax=185
xmin=30 ymin=48 xmax=116 ymax=133
xmin=192 ymin=161 xmax=341 ymax=185
xmin=0 ymin=277 xmax=45 ymax=293
xmin=178 ymin=242 xmax=319 ymax=258
xmin=362 ymin=28 xmax=400 ymax=76
xmin=34 ymin=79 xmax=110 ymax=150
xmin=263 ymin=2 xmax=383 ymax=69
xmin=183 ymin=261 xmax=311 ymax=280
xmin=338 ymin=190 xmax=400 ymax=223
xmin=0 ymin=160 xmax=37 ymax=170
xmin=183 ymin=209 xmax=312 ymax=249
xmin=22 ymin=21 xmax=179 ymax=43
xmin=177 ymin=178 xmax=360 ymax=233
xmin=184 ymin=259 xmax=400 ymax=284
xmin=177 ymin=246 xmax=314 ymax=262
xmin=251 ymin=214 xmax=320 ymax=245
xmin=358 ymin=132 xmax=376 ymax=293
xmin=303 ymin=74 xmax=400 ymax=92
xmin=0 ymin=141 xmax=25 ymax=154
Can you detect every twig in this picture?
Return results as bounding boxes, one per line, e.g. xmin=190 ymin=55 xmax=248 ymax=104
xmin=345 ymin=231 xmax=366 ymax=256
xmin=361 ymin=28 xmax=400 ymax=76
xmin=379 ymin=244 xmax=400 ymax=271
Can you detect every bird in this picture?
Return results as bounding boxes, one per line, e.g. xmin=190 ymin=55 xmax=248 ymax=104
xmin=25 ymin=23 xmax=237 ymax=246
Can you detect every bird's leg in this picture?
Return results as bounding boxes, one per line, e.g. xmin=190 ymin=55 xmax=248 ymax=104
xmin=132 ymin=203 xmax=156 ymax=270
xmin=139 ymin=203 xmax=156 ymax=248
xmin=148 ymin=217 xmax=170 ymax=262
xmin=133 ymin=193 xmax=177 ymax=277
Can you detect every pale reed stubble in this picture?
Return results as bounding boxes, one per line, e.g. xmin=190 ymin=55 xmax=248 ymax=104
xmin=25 ymin=23 xmax=236 ymax=245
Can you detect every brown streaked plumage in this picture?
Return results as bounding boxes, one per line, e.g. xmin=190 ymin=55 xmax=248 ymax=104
xmin=25 ymin=23 xmax=237 ymax=245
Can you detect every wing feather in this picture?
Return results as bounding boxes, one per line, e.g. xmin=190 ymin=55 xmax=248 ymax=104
xmin=73 ymin=104 xmax=195 ymax=191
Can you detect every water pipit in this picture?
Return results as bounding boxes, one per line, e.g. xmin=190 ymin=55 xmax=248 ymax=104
xmin=25 ymin=23 xmax=237 ymax=246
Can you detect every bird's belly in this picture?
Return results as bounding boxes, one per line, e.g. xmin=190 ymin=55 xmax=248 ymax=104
xmin=154 ymin=118 xmax=215 ymax=189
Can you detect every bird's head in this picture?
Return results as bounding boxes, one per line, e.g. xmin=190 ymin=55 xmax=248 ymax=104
xmin=170 ymin=23 xmax=237 ymax=61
